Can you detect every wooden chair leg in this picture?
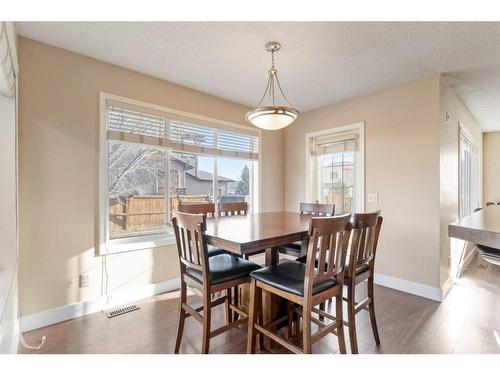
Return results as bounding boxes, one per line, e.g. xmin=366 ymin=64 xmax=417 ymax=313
xmin=302 ymin=309 xmax=312 ymax=354
xmin=318 ymin=302 xmax=326 ymax=321
xmin=335 ymin=295 xmax=347 ymax=354
xmin=233 ymin=285 xmax=239 ymax=321
xmin=202 ymin=288 xmax=212 ymax=354
xmin=247 ymin=279 xmax=258 ymax=354
xmin=257 ymin=290 xmax=263 ymax=350
xmin=367 ymin=277 xmax=380 ymax=345
xmin=225 ymin=288 xmax=232 ymax=324
xmin=286 ymin=301 xmax=294 ymax=339
xmin=174 ymin=280 xmax=187 ymax=354
xmin=347 ymin=283 xmax=358 ymax=354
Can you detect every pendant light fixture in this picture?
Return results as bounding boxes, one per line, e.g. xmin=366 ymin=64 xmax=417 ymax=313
xmin=246 ymin=41 xmax=299 ymax=130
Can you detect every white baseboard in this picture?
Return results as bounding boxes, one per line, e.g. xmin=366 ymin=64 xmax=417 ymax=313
xmin=374 ymin=273 xmax=443 ymax=302
xmin=20 ymin=277 xmax=180 ymax=333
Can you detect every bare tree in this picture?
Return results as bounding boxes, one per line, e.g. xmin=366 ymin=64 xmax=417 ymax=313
xmin=108 ymin=143 xmax=165 ymax=197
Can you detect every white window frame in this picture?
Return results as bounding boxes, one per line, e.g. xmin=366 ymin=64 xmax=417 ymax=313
xmin=459 ymin=124 xmax=480 ymax=218
xmin=305 ymin=123 xmax=365 ymax=213
xmin=98 ymin=92 xmax=261 ymax=255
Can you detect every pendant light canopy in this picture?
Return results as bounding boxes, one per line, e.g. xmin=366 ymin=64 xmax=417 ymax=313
xmin=246 ymin=42 xmax=299 ymax=130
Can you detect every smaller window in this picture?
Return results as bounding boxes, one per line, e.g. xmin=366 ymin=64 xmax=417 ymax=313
xmin=306 ymin=124 xmax=364 ymax=214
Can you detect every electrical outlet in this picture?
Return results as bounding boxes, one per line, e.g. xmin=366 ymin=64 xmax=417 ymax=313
xmin=79 ymin=273 xmax=90 ymax=288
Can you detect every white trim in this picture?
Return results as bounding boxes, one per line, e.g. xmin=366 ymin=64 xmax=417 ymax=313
xmin=305 ymin=122 xmax=365 ymax=212
xmin=20 ymin=277 xmax=180 ymax=333
xmin=441 ymin=277 xmax=454 ymax=300
xmin=374 ymin=273 xmax=443 ymax=302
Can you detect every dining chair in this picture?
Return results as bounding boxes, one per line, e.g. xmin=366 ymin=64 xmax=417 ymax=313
xmin=278 ymin=202 xmax=336 ymax=256
xmin=247 ymin=214 xmax=352 ymax=354
xmin=299 ymin=202 xmax=336 ymax=216
xmin=219 ymin=201 xmax=248 ymax=216
xmin=173 ymin=212 xmax=261 ymax=354
xmin=343 ymin=212 xmax=383 ymax=354
xmin=218 ymin=201 xmax=249 ymax=319
xmin=295 ymin=211 xmax=383 ymax=353
xmin=178 ymin=202 xmax=216 ymax=218
xmin=177 ymin=202 xmax=227 ymax=257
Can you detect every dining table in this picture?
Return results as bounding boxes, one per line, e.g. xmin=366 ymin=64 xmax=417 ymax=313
xmin=205 ymin=211 xmax=312 ymax=347
xmin=448 ymin=205 xmax=500 ymax=248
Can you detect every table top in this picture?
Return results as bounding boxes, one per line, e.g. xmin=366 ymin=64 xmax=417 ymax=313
xmin=205 ymin=211 xmax=311 ymax=255
xmin=448 ymin=205 xmax=500 ymax=248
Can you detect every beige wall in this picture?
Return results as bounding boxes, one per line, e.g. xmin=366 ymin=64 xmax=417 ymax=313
xmin=285 ymin=76 xmax=442 ymax=290
xmin=483 ymin=131 xmax=500 ymax=203
xmin=18 ymin=37 xmax=284 ymax=316
xmin=438 ymin=78 xmax=482 ymax=288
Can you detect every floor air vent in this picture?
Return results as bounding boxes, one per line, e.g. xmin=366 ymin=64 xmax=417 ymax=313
xmin=106 ymin=304 xmax=140 ymax=318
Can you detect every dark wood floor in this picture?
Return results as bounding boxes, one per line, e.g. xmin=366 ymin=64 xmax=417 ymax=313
xmin=19 ymin=254 xmax=500 ymax=354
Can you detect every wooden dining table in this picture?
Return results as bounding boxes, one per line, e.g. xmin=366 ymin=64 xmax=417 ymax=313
xmin=205 ymin=211 xmax=312 ymax=344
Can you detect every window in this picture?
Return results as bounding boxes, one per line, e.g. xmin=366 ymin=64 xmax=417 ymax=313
xmin=99 ymin=93 xmax=260 ymax=254
xmin=459 ymin=127 xmax=480 ymax=218
xmin=306 ymin=124 xmax=364 ymax=214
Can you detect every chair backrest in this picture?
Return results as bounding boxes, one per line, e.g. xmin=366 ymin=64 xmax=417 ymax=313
xmin=178 ymin=202 xmax=216 ymax=218
xmin=348 ymin=211 xmax=383 ymax=275
xmin=219 ymin=201 xmax=248 ymax=216
xmin=172 ymin=212 xmax=210 ymax=280
xmin=299 ymin=202 xmax=335 ymax=216
xmin=486 ymin=202 xmax=495 ymax=207
xmin=303 ymin=214 xmax=352 ymax=297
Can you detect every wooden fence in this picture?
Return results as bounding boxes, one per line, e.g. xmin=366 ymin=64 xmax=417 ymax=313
xmin=109 ymin=195 xmax=166 ymax=239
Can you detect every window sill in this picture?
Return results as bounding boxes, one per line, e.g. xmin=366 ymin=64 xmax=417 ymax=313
xmin=102 ymin=234 xmax=177 ymax=255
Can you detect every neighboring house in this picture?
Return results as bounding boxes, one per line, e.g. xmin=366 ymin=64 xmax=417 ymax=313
xmin=168 ymin=154 xmax=234 ymax=198
xmin=108 ymin=145 xmax=234 ymax=199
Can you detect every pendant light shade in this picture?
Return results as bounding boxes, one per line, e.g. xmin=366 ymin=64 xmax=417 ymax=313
xmin=246 ymin=42 xmax=299 ymax=130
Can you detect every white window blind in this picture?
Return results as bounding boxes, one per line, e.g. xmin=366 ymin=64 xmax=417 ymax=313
xmin=460 ymin=130 xmax=480 ymax=218
xmin=106 ymin=102 xmax=259 ymax=160
xmin=0 ymin=22 xmax=15 ymax=98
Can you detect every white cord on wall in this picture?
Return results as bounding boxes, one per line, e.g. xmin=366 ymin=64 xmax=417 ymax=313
xmin=19 ymin=333 xmax=46 ymax=350
xmin=101 ymin=255 xmax=111 ymax=312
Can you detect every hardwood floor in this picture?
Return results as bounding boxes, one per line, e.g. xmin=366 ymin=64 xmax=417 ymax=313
xmin=19 ymin=254 xmax=500 ymax=354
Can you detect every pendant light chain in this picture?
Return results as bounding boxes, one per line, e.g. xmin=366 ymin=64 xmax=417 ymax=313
xmin=245 ymin=41 xmax=300 ymax=130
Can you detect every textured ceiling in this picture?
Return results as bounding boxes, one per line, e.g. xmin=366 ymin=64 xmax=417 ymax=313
xmin=15 ymin=22 xmax=500 ymax=132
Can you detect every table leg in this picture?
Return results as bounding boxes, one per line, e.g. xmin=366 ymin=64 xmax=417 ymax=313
xmin=262 ymin=247 xmax=285 ymax=351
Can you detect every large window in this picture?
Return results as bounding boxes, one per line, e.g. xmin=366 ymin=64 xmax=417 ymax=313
xmin=100 ymin=93 xmax=260 ymax=254
xmin=306 ymin=124 xmax=364 ymax=214
xmin=459 ymin=128 xmax=480 ymax=218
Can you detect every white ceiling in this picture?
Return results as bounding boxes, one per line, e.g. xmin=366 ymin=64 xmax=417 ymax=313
xmin=15 ymin=22 xmax=500 ymax=132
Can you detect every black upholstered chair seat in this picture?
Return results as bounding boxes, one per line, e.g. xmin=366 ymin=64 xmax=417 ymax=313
xmin=477 ymin=245 xmax=500 ymax=257
xmin=207 ymin=246 xmax=229 ymax=257
xmin=249 ymin=260 xmax=337 ymax=297
xmin=295 ymin=254 xmax=369 ymax=277
xmin=186 ymin=254 xmax=260 ymax=285
xmin=279 ymin=241 xmax=302 ymax=253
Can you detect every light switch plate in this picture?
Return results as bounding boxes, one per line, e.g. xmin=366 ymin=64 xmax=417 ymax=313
xmin=367 ymin=193 xmax=378 ymax=203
